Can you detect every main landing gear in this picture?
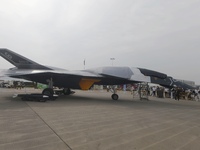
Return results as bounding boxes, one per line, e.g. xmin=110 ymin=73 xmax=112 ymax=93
xmin=42 ymin=88 xmax=57 ymax=100
xmin=42 ymin=88 xmax=75 ymax=97
xmin=54 ymin=88 xmax=75 ymax=95
xmin=42 ymin=88 xmax=54 ymax=96
xmin=43 ymin=78 xmax=74 ymax=97
xmin=62 ymin=88 xmax=75 ymax=95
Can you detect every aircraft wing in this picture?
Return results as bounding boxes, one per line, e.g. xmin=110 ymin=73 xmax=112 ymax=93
xmin=0 ymin=48 xmax=194 ymax=90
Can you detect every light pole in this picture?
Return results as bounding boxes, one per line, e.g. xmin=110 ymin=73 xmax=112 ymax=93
xmin=110 ymin=58 xmax=115 ymax=66
xmin=83 ymin=59 xmax=86 ymax=69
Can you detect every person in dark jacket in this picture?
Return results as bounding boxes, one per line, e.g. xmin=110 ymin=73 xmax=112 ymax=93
xmin=175 ymin=87 xmax=182 ymax=101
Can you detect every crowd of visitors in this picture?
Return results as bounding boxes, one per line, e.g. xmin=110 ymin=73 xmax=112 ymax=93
xmin=129 ymin=84 xmax=200 ymax=101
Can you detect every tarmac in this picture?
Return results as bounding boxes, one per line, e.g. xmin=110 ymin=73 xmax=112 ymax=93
xmin=0 ymin=88 xmax=200 ymax=150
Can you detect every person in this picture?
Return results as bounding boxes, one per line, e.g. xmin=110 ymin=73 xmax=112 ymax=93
xmin=175 ymin=87 xmax=181 ymax=101
xmin=106 ymin=85 xmax=110 ymax=92
xmin=131 ymin=86 xmax=135 ymax=95
xmin=194 ymin=89 xmax=199 ymax=101
xmin=152 ymin=86 xmax=156 ymax=96
xmin=187 ymin=89 xmax=193 ymax=100
xmin=16 ymin=81 xmax=22 ymax=89
xmin=171 ymin=85 xmax=177 ymax=99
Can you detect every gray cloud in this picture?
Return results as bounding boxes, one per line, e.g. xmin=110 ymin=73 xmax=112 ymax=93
xmin=0 ymin=0 xmax=200 ymax=84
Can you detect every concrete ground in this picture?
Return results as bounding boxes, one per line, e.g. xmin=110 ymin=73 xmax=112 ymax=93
xmin=0 ymin=88 xmax=200 ymax=150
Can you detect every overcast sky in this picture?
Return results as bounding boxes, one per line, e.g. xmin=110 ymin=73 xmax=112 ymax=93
xmin=0 ymin=0 xmax=200 ymax=84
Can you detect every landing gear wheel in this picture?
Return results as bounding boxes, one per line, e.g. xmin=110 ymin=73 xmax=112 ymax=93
xmin=42 ymin=88 xmax=54 ymax=96
xmin=63 ymin=88 xmax=71 ymax=95
xmin=111 ymin=94 xmax=119 ymax=100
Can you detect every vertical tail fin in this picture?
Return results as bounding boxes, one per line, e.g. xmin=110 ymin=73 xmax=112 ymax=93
xmin=0 ymin=48 xmax=51 ymax=70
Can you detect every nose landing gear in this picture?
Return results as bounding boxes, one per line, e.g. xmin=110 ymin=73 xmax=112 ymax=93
xmin=109 ymin=85 xmax=119 ymax=100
